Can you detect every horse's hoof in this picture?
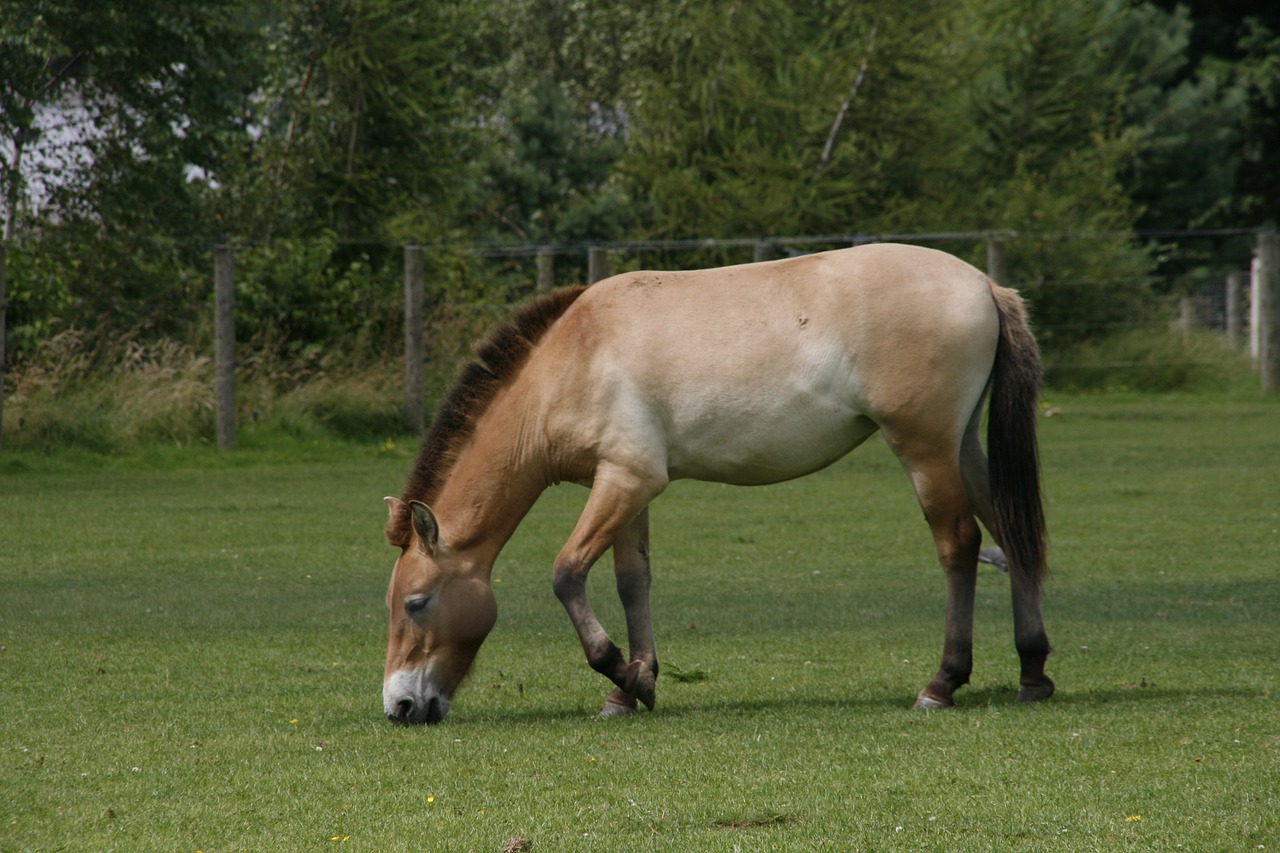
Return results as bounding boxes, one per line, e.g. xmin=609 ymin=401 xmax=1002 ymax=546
xmin=598 ymin=700 xmax=637 ymax=718
xmin=1017 ymin=679 xmax=1056 ymax=703
xmin=624 ymin=660 xmax=657 ymax=711
xmin=598 ymin=686 xmax=638 ymax=718
xmin=913 ymin=690 xmax=954 ymax=710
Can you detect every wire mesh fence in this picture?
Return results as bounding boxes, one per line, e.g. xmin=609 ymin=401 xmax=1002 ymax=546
xmin=1 ymin=228 xmax=1276 ymax=449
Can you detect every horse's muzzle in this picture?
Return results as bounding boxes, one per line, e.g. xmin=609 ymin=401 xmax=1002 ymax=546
xmin=386 ymin=694 xmax=446 ymax=725
xmin=381 ymin=676 xmax=448 ymax=722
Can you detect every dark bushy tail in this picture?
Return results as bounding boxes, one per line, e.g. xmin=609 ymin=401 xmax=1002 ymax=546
xmin=987 ymin=285 xmax=1047 ymax=588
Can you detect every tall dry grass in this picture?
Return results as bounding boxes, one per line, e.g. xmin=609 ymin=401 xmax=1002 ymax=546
xmin=3 ymin=330 xmax=216 ymax=451
xmin=1 ymin=329 xmax=407 ymax=452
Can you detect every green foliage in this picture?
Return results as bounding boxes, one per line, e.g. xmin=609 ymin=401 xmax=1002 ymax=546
xmin=477 ymin=79 xmax=630 ymax=242
xmin=0 ymin=242 xmax=74 ymax=363
xmin=1046 ymin=326 xmax=1258 ymax=392
xmin=0 ymin=0 xmax=260 ymax=236
xmin=233 ymin=233 xmax=399 ymax=363
xmin=0 ymin=0 xmax=262 ymax=348
xmin=467 ymin=0 xmax=643 ymax=243
xmin=215 ymin=0 xmax=478 ymax=242
xmin=622 ymin=0 xmax=907 ymax=238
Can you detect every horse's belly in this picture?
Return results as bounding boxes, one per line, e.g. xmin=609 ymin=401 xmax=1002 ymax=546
xmin=664 ymin=399 xmax=879 ymax=485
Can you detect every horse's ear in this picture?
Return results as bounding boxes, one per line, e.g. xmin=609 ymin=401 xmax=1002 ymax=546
xmin=408 ymin=500 xmax=441 ymax=554
xmin=384 ymin=496 xmax=404 ymax=518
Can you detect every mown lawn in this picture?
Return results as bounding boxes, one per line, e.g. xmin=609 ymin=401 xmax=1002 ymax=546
xmin=2 ymin=395 xmax=1277 ymax=851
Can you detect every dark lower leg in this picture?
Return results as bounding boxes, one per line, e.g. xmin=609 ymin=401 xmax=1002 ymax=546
xmin=1011 ymin=573 xmax=1054 ymax=702
xmin=553 ymin=564 xmax=629 ymax=688
xmin=612 ymin=508 xmax=658 ymax=710
xmin=916 ymin=515 xmax=981 ymax=709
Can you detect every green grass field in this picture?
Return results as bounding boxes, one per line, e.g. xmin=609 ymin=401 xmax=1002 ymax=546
xmin=2 ymin=395 xmax=1277 ymax=851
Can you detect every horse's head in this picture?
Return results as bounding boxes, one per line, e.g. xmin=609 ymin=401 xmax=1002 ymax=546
xmin=382 ymin=498 xmax=497 ymax=724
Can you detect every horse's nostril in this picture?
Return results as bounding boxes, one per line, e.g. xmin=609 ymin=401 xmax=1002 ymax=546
xmin=388 ymin=698 xmax=415 ymax=723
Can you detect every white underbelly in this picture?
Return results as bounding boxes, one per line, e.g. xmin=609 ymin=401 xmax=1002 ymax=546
xmin=663 ymin=395 xmax=879 ymax=485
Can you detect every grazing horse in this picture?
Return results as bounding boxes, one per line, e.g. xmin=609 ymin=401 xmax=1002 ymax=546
xmin=382 ymin=243 xmax=1053 ymax=724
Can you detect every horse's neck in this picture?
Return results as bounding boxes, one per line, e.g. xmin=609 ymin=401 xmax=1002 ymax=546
xmin=431 ymin=415 xmax=547 ymax=566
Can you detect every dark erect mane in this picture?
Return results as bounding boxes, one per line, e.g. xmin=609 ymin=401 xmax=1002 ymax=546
xmin=386 ymin=285 xmax=588 ymax=546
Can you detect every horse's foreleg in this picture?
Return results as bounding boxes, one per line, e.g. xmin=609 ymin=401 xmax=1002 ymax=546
xmin=608 ymin=506 xmax=658 ymax=714
xmin=553 ymin=469 xmax=664 ymax=717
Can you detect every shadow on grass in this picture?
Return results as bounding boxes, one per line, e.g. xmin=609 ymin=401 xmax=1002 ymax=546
xmin=441 ymin=681 xmax=1269 ymax=728
xmin=1043 ymin=684 xmax=1267 ymax=707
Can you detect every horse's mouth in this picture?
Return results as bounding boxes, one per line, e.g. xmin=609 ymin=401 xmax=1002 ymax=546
xmin=386 ymin=694 xmax=446 ymax=725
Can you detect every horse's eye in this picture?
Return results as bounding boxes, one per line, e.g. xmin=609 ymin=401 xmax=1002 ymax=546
xmin=405 ymin=595 xmax=431 ymax=616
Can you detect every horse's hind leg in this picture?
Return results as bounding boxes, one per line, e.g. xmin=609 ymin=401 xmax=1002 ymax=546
xmin=959 ymin=421 xmax=1055 ymax=702
xmin=894 ymin=448 xmax=983 ymax=709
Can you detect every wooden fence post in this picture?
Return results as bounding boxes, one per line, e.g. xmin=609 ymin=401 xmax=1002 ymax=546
xmin=1251 ymin=254 xmax=1261 ymax=363
xmin=537 ymin=246 xmax=555 ymax=292
xmin=1225 ymin=271 xmax=1245 ymax=350
xmin=0 ymin=243 xmax=7 ymax=450
xmin=214 ymin=245 xmax=236 ymax=450
xmin=753 ymin=241 xmax=779 ymax=263
xmin=404 ymin=245 xmax=425 ymax=432
xmin=1258 ymin=232 xmax=1280 ymax=395
xmin=986 ymin=235 xmax=1008 ymax=286
xmin=1178 ymin=296 xmax=1195 ymax=343
xmin=588 ymin=246 xmax=610 ymax=284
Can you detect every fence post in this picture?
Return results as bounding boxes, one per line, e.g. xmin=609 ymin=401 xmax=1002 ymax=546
xmin=588 ymin=246 xmax=610 ymax=284
xmin=404 ymin=245 xmax=425 ymax=432
xmin=1258 ymin=232 xmax=1280 ymax=395
xmin=214 ymin=245 xmax=236 ymax=450
xmin=1225 ymin=271 xmax=1245 ymax=350
xmin=986 ymin=235 xmax=1008 ymax=286
xmin=753 ymin=241 xmax=779 ymax=263
xmin=1178 ymin=296 xmax=1195 ymax=343
xmin=536 ymin=246 xmax=555 ymax=292
xmin=0 ymin=243 xmax=6 ymax=450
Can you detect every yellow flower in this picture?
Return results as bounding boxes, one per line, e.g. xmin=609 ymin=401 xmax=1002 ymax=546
xmin=290 ymin=718 xmax=299 ymax=725
xmin=427 ymin=796 xmax=436 ymax=803
xmin=1126 ymin=815 xmax=1142 ymax=822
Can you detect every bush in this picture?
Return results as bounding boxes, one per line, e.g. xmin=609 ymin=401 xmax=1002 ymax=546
xmin=1044 ymin=326 xmax=1257 ymax=392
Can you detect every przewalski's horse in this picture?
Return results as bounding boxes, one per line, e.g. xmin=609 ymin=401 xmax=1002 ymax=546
xmin=382 ymin=243 xmax=1053 ymax=724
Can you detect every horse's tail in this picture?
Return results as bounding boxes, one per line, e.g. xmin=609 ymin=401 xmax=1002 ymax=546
xmin=986 ymin=283 xmax=1047 ymax=588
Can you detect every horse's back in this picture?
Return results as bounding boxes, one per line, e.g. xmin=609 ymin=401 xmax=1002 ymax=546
xmin=537 ymin=244 xmax=1001 ymax=485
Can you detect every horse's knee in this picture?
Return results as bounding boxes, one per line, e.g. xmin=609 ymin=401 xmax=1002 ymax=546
xmin=552 ymin=560 xmax=586 ymax=604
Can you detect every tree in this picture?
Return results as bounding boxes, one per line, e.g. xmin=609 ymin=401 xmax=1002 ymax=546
xmin=621 ymin=0 xmax=923 ymax=239
xmin=465 ymin=0 xmax=643 ymax=245
xmin=211 ymin=0 xmax=478 ymax=243
xmin=0 ymin=0 xmax=262 ymax=351
xmin=0 ymin=1 xmax=257 ymax=237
